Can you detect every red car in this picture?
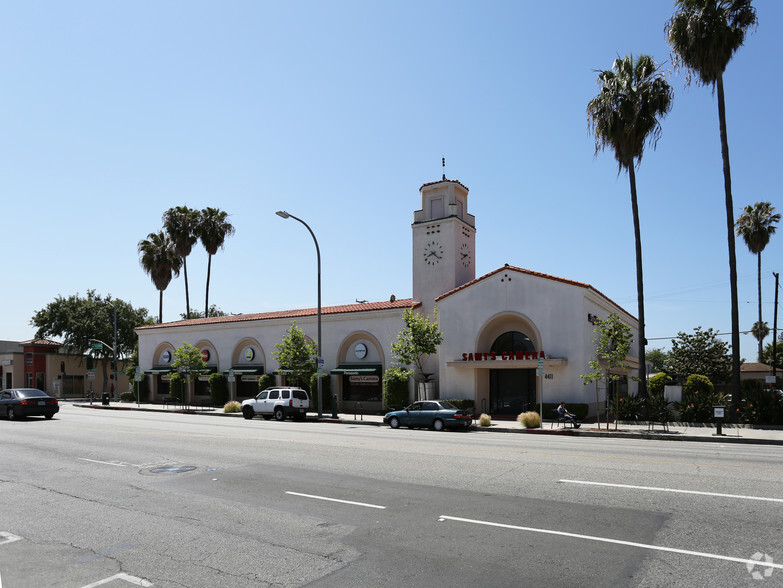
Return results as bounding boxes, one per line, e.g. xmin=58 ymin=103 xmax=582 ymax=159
xmin=0 ymin=388 xmax=59 ymax=420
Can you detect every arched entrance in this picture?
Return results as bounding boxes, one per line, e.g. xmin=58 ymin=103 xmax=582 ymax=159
xmin=489 ymin=331 xmax=536 ymax=416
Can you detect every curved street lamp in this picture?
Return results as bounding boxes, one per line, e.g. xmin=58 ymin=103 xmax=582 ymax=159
xmin=276 ymin=210 xmax=336 ymax=418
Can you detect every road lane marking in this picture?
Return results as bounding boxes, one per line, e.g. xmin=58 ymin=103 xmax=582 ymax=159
xmin=0 ymin=532 xmax=22 ymax=545
xmin=559 ymin=479 xmax=783 ymax=503
xmin=78 ymin=458 xmax=126 ymax=467
xmin=438 ymin=515 xmax=783 ymax=571
xmin=286 ymin=491 xmax=386 ymax=509
xmin=80 ymin=573 xmax=153 ymax=587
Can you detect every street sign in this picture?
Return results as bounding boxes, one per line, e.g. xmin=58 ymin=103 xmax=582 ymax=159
xmin=91 ymin=343 xmax=102 ymax=350
xmin=536 ymin=368 xmax=545 ymax=377
xmin=86 ymin=372 xmax=95 ymax=381
xmin=537 ymin=358 xmax=544 ymax=368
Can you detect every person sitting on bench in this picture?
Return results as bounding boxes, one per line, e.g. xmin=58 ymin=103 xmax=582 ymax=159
xmin=557 ymin=401 xmax=580 ymax=428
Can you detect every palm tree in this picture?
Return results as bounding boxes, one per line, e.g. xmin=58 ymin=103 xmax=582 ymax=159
xmin=162 ymin=206 xmax=200 ymax=320
xmin=587 ymin=54 xmax=673 ymax=398
xmin=138 ymin=231 xmax=183 ymax=323
xmin=667 ymin=0 xmax=757 ymax=405
xmin=197 ymin=207 xmax=235 ymax=316
xmin=736 ymin=202 xmax=780 ymax=361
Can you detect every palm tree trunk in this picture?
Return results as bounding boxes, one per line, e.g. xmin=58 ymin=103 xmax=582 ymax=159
xmin=757 ymin=250 xmax=763 ymax=362
xmin=158 ymin=290 xmax=164 ymax=324
xmin=717 ymin=75 xmax=741 ymax=411
xmin=205 ymin=254 xmax=212 ymax=317
xmin=183 ymin=257 xmax=191 ymax=320
xmin=628 ymin=166 xmax=648 ymax=398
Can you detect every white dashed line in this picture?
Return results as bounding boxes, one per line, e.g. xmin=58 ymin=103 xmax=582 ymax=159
xmin=559 ymin=479 xmax=783 ymax=503
xmin=286 ymin=491 xmax=386 ymax=509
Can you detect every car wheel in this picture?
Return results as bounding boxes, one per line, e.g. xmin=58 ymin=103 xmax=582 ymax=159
xmin=433 ymin=418 xmax=445 ymax=431
xmin=7 ymin=407 xmax=16 ymax=421
xmin=45 ymin=413 xmax=54 ymax=420
xmin=242 ymin=406 xmax=255 ymax=420
xmin=274 ymin=408 xmax=285 ymax=421
xmin=389 ymin=416 xmax=400 ymax=429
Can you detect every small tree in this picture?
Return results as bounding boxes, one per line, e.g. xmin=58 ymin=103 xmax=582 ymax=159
xmin=170 ymin=342 xmax=207 ymax=406
xmin=257 ymin=373 xmax=274 ymax=392
xmin=391 ymin=307 xmax=443 ymax=399
xmin=581 ymin=313 xmax=634 ymax=430
xmin=273 ymin=321 xmax=317 ymax=389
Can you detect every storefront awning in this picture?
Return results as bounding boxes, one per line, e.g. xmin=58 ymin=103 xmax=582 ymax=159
xmin=331 ymin=364 xmax=382 ymax=375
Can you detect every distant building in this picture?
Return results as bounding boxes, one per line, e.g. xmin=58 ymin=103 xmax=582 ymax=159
xmin=136 ymin=176 xmax=640 ymax=416
xmin=0 ymin=339 xmax=128 ymax=397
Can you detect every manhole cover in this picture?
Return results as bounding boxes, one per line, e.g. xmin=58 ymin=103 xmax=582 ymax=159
xmin=149 ymin=465 xmax=197 ymax=474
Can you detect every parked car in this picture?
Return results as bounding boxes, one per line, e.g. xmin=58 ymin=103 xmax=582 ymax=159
xmin=383 ymin=400 xmax=472 ymax=431
xmin=0 ymin=388 xmax=59 ymax=420
xmin=242 ymin=387 xmax=310 ymax=421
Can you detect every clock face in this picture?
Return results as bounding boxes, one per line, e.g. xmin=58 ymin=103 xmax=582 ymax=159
xmin=423 ymin=241 xmax=443 ymax=265
xmin=460 ymin=242 xmax=472 ymax=267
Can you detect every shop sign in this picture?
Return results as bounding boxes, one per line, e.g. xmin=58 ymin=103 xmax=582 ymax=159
xmin=461 ymin=350 xmax=546 ymax=361
xmin=349 ymin=375 xmax=379 ymax=385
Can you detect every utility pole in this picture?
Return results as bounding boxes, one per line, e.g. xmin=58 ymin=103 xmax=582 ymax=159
xmin=773 ymin=272 xmax=779 ymax=384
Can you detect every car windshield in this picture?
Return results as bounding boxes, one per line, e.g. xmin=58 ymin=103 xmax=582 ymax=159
xmin=437 ymin=401 xmax=457 ymax=410
xmin=17 ymin=389 xmax=48 ymax=398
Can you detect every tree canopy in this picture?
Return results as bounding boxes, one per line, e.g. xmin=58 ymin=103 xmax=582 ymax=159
xmin=665 ymin=327 xmax=732 ymax=384
xmin=273 ymin=321 xmax=317 ymax=389
xmin=391 ymin=307 xmax=443 ymax=383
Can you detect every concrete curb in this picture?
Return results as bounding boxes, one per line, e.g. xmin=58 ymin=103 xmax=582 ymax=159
xmin=72 ymin=403 xmax=783 ymax=446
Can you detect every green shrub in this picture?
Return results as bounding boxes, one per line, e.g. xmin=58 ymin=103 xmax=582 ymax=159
xmin=478 ymin=413 xmax=491 ymax=427
xmin=517 ymin=411 xmax=541 ymax=428
xmin=738 ymin=379 xmax=783 ymax=425
xmin=223 ymin=401 xmax=241 ymax=413
xmin=442 ymin=398 xmax=475 ymax=412
xmin=383 ymin=367 xmax=410 ymax=409
xmin=169 ymin=373 xmax=183 ymax=401
xmin=208 ymin=373 xmax=229 ymax=406
xmin=120 ymin=391 xmax=135 ymax=402
xmin=308 ymin=372 xmax=332 ymax=412
xmin=646 ymin=393 xmax=672 ymax=423
xmin=608 ymin=394 xmax=645 ymax=421
xmin=648 ymin=372 xmax=673 ymax=397
xmin=675 ymin=374 xmax=726 ymax=422
xmin=257 ymin=373 xmax=274 ymax=392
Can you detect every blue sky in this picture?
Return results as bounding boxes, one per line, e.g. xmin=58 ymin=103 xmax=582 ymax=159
xmin=1 ymin=1 xmax=780 ymax=359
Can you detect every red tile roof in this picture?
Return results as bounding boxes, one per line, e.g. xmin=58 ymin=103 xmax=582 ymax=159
xmin=419 ymin=178 xmax=469 ymax=193
xmin=436 ymin=264 xmax=634 ymax=319
xmin=20 ymin=338 xmax=61 ymax=347
xmin=137 ymin=298 xmax=419 ymax=331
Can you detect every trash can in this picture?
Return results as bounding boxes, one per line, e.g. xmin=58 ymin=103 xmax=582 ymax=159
xmin=101 ymin=393 xmax=110 ymax=406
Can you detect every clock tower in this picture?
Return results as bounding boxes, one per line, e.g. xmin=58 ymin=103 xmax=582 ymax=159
xmin=412 ymin=178 xmax=476 ymax=316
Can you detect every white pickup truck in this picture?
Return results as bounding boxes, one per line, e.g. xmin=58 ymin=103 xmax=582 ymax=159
xmin=241 ymin=387 xmax=310 ymax=421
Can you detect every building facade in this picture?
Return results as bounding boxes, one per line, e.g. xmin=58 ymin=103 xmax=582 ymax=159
xmin=136 ymin=177 xmax=639 ymax=415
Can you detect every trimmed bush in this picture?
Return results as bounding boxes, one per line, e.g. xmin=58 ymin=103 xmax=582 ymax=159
xmin=169 ymin=373 xmax=183 ymax=401
xmin=675 ymin=374 xmax=727 ymax=422
xmin=223 ymin=401 xmax=241 ymax=413
xmin=120 ymin=391 xmax=135 ymax=402
xmin=648 ymin=372 xmax=673 ymax=397
xmin=738 ymin=379 xmax=783 ymax=425
xmin=517 ymin=411 xmax=541 ymax=428
xmin=442 ymin=398 xmax=475 ymax=412
xmin=257 ymin=373 xmax=274 ymax=392
xmin=383 ymin=367 xmax=410 ymax=409
xmin=309 ymin=372 xmax=332 ymax=412
xmin=208 ymin=373 xmax=229 ymax=406
xmin=478 ymin=413 xmax=491 ymax=427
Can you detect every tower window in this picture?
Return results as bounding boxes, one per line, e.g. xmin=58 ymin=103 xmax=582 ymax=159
xmin=430 ymin=197 xmax=444 ymax=219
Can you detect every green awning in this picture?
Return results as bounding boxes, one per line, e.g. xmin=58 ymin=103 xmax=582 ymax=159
xmin=331 ymin=364 xmax=382 ymax=375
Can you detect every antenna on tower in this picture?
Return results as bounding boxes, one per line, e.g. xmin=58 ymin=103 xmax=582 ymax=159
xmin=442 ymin=157 xmax=446 ymax=180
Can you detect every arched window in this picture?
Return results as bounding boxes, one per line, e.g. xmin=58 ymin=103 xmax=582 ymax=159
xmin=490 ymin=331 xmax=535 ymax=355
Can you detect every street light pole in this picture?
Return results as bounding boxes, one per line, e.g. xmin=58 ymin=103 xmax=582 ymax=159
xmin=276 ymin=210 xmax=334 ymax=418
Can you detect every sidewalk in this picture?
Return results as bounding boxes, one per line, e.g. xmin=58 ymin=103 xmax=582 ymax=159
xmin=69 ymin=400 xmax=783 ymax=446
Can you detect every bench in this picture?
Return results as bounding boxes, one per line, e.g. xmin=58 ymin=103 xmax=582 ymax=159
xmin=550 ymin=409 xmax=579 ymax=429
xmin=162 ymin=397 xmax=179 ymax=408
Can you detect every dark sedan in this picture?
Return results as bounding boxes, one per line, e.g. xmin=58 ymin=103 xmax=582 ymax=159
xmin=0 ymin=388 xmax=59 ymax=420
xmin=383 ymin=400 xmax=472 ymax=431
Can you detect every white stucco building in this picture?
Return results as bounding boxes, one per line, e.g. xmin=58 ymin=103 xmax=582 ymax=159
xmin=136 ymin=176 xmax=639 ymax=417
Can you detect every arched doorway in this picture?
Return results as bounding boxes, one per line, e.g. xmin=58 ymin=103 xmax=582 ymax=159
xmin=489 ymin=331 xmax=536 ymax=416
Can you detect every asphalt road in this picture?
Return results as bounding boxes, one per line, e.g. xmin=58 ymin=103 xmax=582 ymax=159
xmin=1 ymin=404 xmax=781 ymax=587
